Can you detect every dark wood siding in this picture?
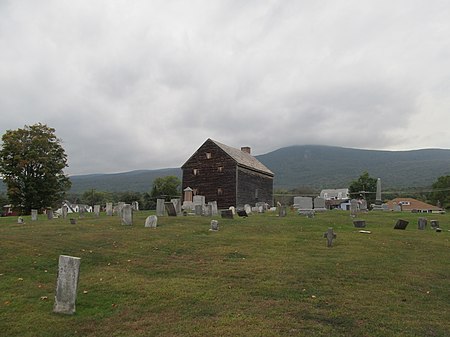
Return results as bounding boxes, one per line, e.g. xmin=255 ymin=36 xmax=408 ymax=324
xmin=182 ymin=140 xmax=237 ymax=208
xmin=236 ymin=166 xmax=274 ymax=208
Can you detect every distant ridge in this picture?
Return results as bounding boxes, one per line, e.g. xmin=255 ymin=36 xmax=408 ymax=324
xmin=1 ymin=145 xmax=450 ymax=194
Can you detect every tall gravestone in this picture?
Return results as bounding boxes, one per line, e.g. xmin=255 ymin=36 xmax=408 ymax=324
xmin=53 ymin=255 xmax=81 ymax=315
xmin=79 ymin=206 xmax=85 ymax=218
xmin=194 ymin=204 xmax=203 ymax=216
xmin=204 ymin=204 xmax=212 ymax=217
xmin=47 ymin=208 xmax=53 ymax=220
xmin=209 ymin=201 xmax=219 ymax=216
xmin=131 ymin=201 xmax=139 ymax=211
xmin=121 ymin=204 xmax=133 ymax=225
xmin=106 ymin=203 xmax=113 ymax=216
xmin=117 ymin=202 xmax=125 ymax=217
xmin=278 ymin=206 xmax=287 ymax=217
xmin=350 ymin=199 xmax=359 ymax=216
xmin=156 ymin=199 xmax=165 ymax=216
xmin=171 ymin=199 xmax=181 ymax=215
xmin=372 ymin=178 xmax=384 ymax=211
xmin=418 ymin=218 xmax=427 ymax=230
xmin=62 ymin=205 xmax=68 ymax=219
xmin=31 ymin=209 xmax=38 ymax=221
xmin=94 ymin=205 xmax=100 ymax=217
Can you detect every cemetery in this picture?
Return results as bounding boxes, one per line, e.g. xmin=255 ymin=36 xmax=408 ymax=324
xmin=1 ymin=206 xmax=449 ymax=336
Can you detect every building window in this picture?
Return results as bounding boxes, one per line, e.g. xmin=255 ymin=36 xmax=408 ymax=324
xmin=217 ymin=188 xmax=223 ymax=196
xmin=217 ymin=166 xmax=223 ymax=172
xmin=193 ymin=169 xmax=199 ymax=176
xmin=206 ymin=152 xmax=212 ymax=159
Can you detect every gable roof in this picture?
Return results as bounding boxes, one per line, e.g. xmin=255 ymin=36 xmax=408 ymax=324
xmin=209 ymin=139 xmax=274 ymax=176
xmin=386 ymin=198 xmax=442 ymax=211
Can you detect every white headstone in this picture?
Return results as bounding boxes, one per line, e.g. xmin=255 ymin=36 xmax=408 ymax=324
xmin=31 ymin=209 xmax=38 ymax=221
xmin=53 ymin=255 xmax=81 ymax=315
xmin=145 ymin=215 xmax=158 ymax=228
xmin=94 ymin=205 xmax=100 ymax=217
xmin=210 ymin=220 xmax=219 ymax=231
xmin=121 ymin=204 xmax=133 ymax=225
xmin=156 ymin=199 xmax=165 ymax=216
xmin=106 ymin=203 xmax=113 ymax=216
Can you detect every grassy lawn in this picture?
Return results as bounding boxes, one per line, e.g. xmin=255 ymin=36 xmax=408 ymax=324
xmin=1 ymin=209 xmax=449 ymax=336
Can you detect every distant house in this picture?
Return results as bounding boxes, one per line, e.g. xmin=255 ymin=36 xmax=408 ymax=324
xmin=386 ymin=198 xmax=444 ymax=213
xmin=181 ymin=139 xmax=274 ymax=209
xmin=320 ymin=188 xmax=350 ymax=210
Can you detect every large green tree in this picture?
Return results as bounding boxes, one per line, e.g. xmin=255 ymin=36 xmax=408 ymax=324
xmin=430 ymin=175 xmax=450 ymax=209
xmin=0 ymin=123 xmax=71 ymax=214
xmin=150 ymin=175 xmax=181 ymax=201
xmin=348 ymin=171 xmax=378 ymax=206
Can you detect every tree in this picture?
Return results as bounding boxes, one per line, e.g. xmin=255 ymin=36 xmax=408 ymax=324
xmin=150 ymin=176 xmax=181 ymax=201
xmin=430 ymin=175 xmax=450 ymax=209
xmin=348 ymin=171 xmax=378 ymax=206
xmin=0 ymin=123 xmax=71 ymax=214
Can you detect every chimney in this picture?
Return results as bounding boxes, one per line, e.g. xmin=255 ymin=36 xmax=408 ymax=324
xmin=241 ymin=146 xmax=251 ymax=154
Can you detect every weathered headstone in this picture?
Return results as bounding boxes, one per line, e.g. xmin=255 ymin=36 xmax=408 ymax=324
xmin=394 ymin=219 xmax=409 ymax=230
xmin=204 ymin=204 xmax=212 ymax=217
xmin=323 ymin=228 xmax=337 ymax=247
xmin=372 ymin=178 xmax=384 ymax=211
xmin=121 ymin=204 xmax=133 ymax=225
xmin=156 ymin=199 xmax=165 ymax=216
xmin=313 ymin=197 xmax=326 ymax=211
xmin=221 ymin=210 xmax=234 ymax=219
xmin=144 ymin=215 xmax=158 ymax=228
xmin=430 ymin=220 xmax=439 ymax=229
xmin=255 ymin=202 xmax=266 ymax=213
xmin=106 ymin=203 xmax=113 ymax=216
xmin=17 ymin=217 xmax=24 ymax=224
xmin=62 ymin=205 xmax=68 ymax=219
xmin=360 ymin=199 xmax=368 ymax=212
xmin=193 ymin=195 xmax=205 ymax=209
xmin=209 ymin=201 xmax=219 ymax=216
xmin=194 ymin=204 xmax=203 ymax=216
xmin=117 ymin=202 xmax=125 ymax=217
xmin=418 ymin=218 xmax=427 ymax=230
xmin=295 ymin=197 xmax=313 ymax=211
xmin=244 ymin=204 xmax=252 ymax=215
xmin=171 ymin=199 xmax=181 ymax=215
xmin=131 ymin=201 xmax=139 ymax=211
xmin=31 ymin=209 xmax=38 ymax=221
xmin=210 ymin=220 xmax=219 ymax=231
xmin=353 ymin=220 xmax=366 ymax=228
xmin=53 ymin=255 xmax=81 ymax=315
xmin=94 ymin=205 xmax=100 ymax=217
xmin=164 ymin=202 xmax=177 ymax=216
xmin=79 ymin=206 xmax=85 ymax=218
xmin=350 ymin=199 xmax=359 ymax=216
xmin=278 ymin=206 xmax=287 ymax=217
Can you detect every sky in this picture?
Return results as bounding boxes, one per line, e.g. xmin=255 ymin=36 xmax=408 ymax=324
xmin=1 ymin=0 xmax=450 ymax=175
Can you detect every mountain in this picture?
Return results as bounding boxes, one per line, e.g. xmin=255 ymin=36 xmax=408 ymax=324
xmin=1 ymin=145 xmax=450 ymax=194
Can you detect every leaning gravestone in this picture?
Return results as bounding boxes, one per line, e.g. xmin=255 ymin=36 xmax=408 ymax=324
xmin=106 ymin=203 xmax=113 ymax=216
xmin=418 ymin=218 xmax=427 ymax=230
xmin=394 ymin=219 xmax=409 ymax=230
xmin=323 ymin=228 xmax=337 ymax=247
xmin=171 ymin=199 xmax=181 ymax=215
xmin=164 ymin=202 xmax=177 ymax=216
xmin=121 ymin=204 xmax=133 ymax=225
xmin=144 ymin=215 xmax=158 ymax=228
xmin=53 ymin=255 xmax=81 ymax=315
xmin=31 ymin=209 xmax=38 ymax=221
xmin=210 ymin=220 xmax=219 ymax=231
xmin=156 ymin=199 xmax=165 ymax=216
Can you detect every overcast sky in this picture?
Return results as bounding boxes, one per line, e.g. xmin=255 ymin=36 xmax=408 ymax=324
xmin=1 ymin=0 xmax=450 ymax=175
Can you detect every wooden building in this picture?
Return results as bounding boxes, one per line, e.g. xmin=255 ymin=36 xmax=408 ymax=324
xmin=181 ymin=139 xmax=274 ymax=209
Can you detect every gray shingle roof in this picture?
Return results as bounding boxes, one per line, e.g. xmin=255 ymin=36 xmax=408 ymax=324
xmin=210 ymin=139 xmax=274 ymax=176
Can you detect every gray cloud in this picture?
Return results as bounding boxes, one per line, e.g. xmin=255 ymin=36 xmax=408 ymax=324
xmin=1 ymin=0 xmax=450 ymax=174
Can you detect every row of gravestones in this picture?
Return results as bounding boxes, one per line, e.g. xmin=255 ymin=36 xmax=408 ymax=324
xmin=294 ymin=197 xmax=327 ymax=212
xmin=353 ymin=218 xmax=444 ymax=231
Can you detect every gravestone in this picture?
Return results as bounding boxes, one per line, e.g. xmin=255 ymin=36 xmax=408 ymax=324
xmin=296 ymin=197 xmax=313 ymax=211
xmin=353 ymin=220 xmax=366 ymax=228
xmin=350 ymin=199 xmax=359 ymax=216
xmin=171 ymin=199 xmax=181 ymax=215
xmin=194 ymin=204 xmax=203 ymax=216
xmin=62 ymin=205 xmax=68 ymax=219
xmin=117 ymin=202 xmax=125 ymax=217
xmin=53 ymin=255 xmax=81 ymax=315
xmin=221 ymin=210 xmax=234 ymax=219
xmin=394 ymin=219 xmax=409 ymax=230
xmin=278 ymin=206 xmax=287 ymax=217
xmin=79 ymin=206 xmax=85 ymax=218
xmin=94 ymin=205 xmax=100 ymax=217
xmin=144 ymin=215 xmax=158 ymax=228
xmin=237 ymin=210 xmax=248 ymax=217
xmin=204 ymin=204 xmax=212 ymax=217
xmin=209 ymin=201 xmax=219 ymax=216
xmin=244 ymin=204 xmax=252 ymax=215
xmin=106 ymin=203 xmax=113 ymax=216
xmin=418 ymin=218 xmax=427 ymax=230
xmin=17 ymin=217 xmax=24 ymax=224
xmin=323 ymin=228 xmax=337 ymax=247
xmin=132 ymin=201 xmax=139 ymax=211
xmin=210 ymin=220 xmax=219 ymax=231
xmin=430 ymin=220 xmax=439 ymax=229
xmin=121 ymin=204 xmax=133 ymax=225
xmin=299 ymin=209 xmax=315 ymax=218
xmin=360 ymin=199 xmax=368 ymax=212
xmin=47 ymin=208 xmax=53 ymax=220
xmin=164 ymin=202 xmax=177 ymax=216
xmin=372 ymin=178 xmax=384 ymax=211
xmin=229 ymin=206 xmax=236 ymax=215
xmin=313 ymin=197 xmax=326 ymax=211
xmin=255 ymin=202 xmax=266 ymax=213
xmin=193 ymin=195 xmax=205 ymax=210
xmin=31 ymin=209 xmax=38 ymax=221
xmin=156 ymin=199 xmax=165 ymax=216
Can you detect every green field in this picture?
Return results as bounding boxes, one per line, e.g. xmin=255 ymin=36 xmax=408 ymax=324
xmin=1 ymin=210 xmax=449 ymax=336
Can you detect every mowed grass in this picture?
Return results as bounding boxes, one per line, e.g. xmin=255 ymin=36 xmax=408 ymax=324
xmin=1 ymin=209 xmax=450 ymax=337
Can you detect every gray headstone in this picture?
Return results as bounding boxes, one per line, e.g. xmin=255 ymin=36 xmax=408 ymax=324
xmin=132 ymin=201 xmax=139 ymax=211
xmin=171 ymin=199 xmax=181 ymax=215
xmin=313 ymin=197 xmax=326 ymax=211
xmin=350 ymin=199 xmax=359 ymax=216
xmin=165 ymin=202 xmax=177 ymax=216
xmin=295 ymin=197 xmax=313 ymax=210
xmin=144 ymin=215 xmax=158 ymax=228
xmin=47 ymin=209 xmax=53 ymax=220
xmin=430 ymin=220 xmax=439 ymax=229
xmin=360 ymin=199 xmax=368 ymax=211
xmin=353 ymin=220 xmax=366 ymax=228
xmin=156 ymin=199 xmax=165 ymax=216
xmin=278 ymin=206 xmax=287 ymax=217
xmin=62 ymin=205 xmax=68 ymax=219
xmin=79 ymin=206 xmax=85 ymax=218
xmin=210 ymin=220 xmax=219 ymax=231
xmin=53 ymin=255 xmax=81 ymax=315
xmin=418 ymin=218 xmax=427 ymax=230
xmin=394 ymin=219 xmax=409 ymax=230
xmin=194 ymin=204 xmax=203 ymax=216
xmin=31 ymin=209 xmax=38 ymax=221
xmin=204 ymin=204 xmax=212 ymax=217
xmin=193 ymin=195 xmax=205 ymax=208
xmin=323 ymin=228 xmax=337 ymax=247
xmin=121 ymin=204 xmax=133 ymax=225
xmin=117 ymin=202 xmax=125 ymax=217
xmin=209 ymin=201 xmax=219 ymax=216
xmin=17 ymin=217 xmax=24 ymax=224
xmin=106 ymin=203 xmax=113 ymax=216
xmin=94 ymin=205 xmax=100 ymax=217
xmin=221 ymin=210 xmax=234 ymax=219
